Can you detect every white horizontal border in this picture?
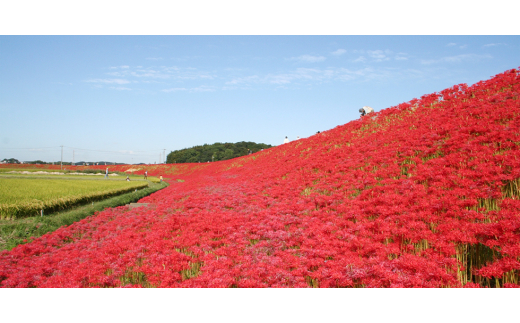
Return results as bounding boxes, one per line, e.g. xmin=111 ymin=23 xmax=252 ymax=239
xmin=0 ymin=1 xmax=518 ymax=35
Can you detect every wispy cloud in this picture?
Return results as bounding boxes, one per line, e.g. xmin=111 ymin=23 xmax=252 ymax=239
xmin=367 ymin=50 xmax=391 ymax=62
xmin=162 ymin=85 xmax=216 ymax=93
xmin=395 ymin=53 xmax=408 ymax=61
xmin=161 ymin=87 xmax=187 ymax=92
xmin=225 ymin=75 xmax=259 ymax=85
xmin=223 ymin=66 xmax=402 ymax=87
xmin=331 ymin=49 xmax=346 ymax=56
xmin=85 ymin=78 xmax=130 ymax=84
xmin=420 ymin=54 xmax=492 ymax=65
xmin=146 ymin=57 xmax=163 ymax=61
xmin=110 ymin=86 xmax=132 ymax=91
xmin=446 ymin=43 xmax=467 ymax=49
xmin=288 ymin=55 xmax=326 ymax=63
xmin=265 ymin=68 xmax=333 ymax=85
xmin=353 ymin=56 xmax=366 ymax=63
xmin=483 ymin=43 xmax=506 ymax=47
xmin=130 ymin=69 xmax=170 ymax=79
xmin=350 ymin=49 xmax=404 ymax=63
xmin=104 ymin=65 xmax=216 ymax=80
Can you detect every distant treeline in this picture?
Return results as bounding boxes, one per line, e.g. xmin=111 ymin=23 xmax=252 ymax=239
xmin=166 ymin=142 xmax=273 ymax=163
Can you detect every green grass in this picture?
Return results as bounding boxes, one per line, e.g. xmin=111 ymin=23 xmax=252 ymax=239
xmin=0 ymin=181 xmax=168 ymax=251
xmin=0 ymin=177 xmax=149 ymax=219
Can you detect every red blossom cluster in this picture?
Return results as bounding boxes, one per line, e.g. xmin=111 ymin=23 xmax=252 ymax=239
xmin=2 ymin=68 xmax=520 ymax=287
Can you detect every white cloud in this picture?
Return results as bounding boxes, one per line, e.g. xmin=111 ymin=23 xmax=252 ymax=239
xmin=353 ymin=56 xmax=366 ymax=63
xmin=367 ymin=50 xmax=391 ymax=62
xmin=289 ymin=55 xmax=326 ymax=63
xmin=162 ymin=85 xmax=215 ymax=93
xmin=162 ymin=87 xmax=187 ymax=92
xmin=109 ymin=65 xmax=130 ymax=69
xmin=265 ymin=68 xmax=333 ymax=85
xmin=335 ymin=67 xmax=372 ymax=81
xmin=483 ymin=43 xmax=505 ymax=47
xmin=191 ymin=85 xmax=216 ymax=92
xmin=445 ymin=43 xmax=467 ymax=49
xmin=349 ymin=49 xmax=401 ymax=63
xmin=395 ymin=53 xmax=408 ymax=61
xmin=420 ymin=54 xmax=492 ymax=65
xmin=110 ymin=86 xmax=132 ymax=91
xmin=222 ymin=66 xmax=406 ymax=87
xmin=226 ymin=75 xmax=259 ymax=85
xmin=266 ymin=74 xmax=293 ymax=84
xmin=85 ymin=78 xmax=130 ymax=84
xmin=131 ymin=70 xmax=170 ymax=79
xmin=100 ymin=65 xmax=217 ymax=85
xmin=331 ymin=49 xmax=346 ymax=56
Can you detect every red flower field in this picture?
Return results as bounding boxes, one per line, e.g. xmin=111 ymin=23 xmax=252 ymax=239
xmin=1 ymin=68 xmax=520 ymax=287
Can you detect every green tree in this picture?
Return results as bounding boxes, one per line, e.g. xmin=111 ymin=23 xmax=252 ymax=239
xmin=223 ymin=149 xmax=234 ymax=160
xmin=166 ymin=141 xmax=273 ymax=163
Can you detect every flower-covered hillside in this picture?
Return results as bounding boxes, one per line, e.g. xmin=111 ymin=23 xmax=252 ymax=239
xmin=1 ymin=68 xmax=520 ymax=287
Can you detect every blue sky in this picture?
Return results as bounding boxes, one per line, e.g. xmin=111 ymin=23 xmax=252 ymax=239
xmin=1 ymin=35 xmax=519 ymax=164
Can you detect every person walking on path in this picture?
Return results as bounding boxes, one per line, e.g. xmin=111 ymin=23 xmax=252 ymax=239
xmin=160 ymin=176 xmax=163 ymax=183
xmin=104 ymin=168 xmax=109 ymax=179
xmin=359 ymin=106 xmax=374 ymax=117
xmin=284 ymin=136 xmax=289 ymax=144
xmin=144 ymin=171 xmax=148 ymax=180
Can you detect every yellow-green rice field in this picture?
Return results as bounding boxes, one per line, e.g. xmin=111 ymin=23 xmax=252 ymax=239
xmin=0 ymin=177 xmax=148 ymax=219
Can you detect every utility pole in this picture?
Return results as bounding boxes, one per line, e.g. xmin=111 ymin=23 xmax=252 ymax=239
xmin=163 ymin=149 xmax=166 ymax=164
xmin=60 ymin=145 xmax=63 ymax=170
xmin=72 ymin=150 xmax=75 ymax=166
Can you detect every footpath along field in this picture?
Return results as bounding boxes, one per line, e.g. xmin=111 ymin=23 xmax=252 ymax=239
xmin=1 ymin=68 xmax=520 ymax=287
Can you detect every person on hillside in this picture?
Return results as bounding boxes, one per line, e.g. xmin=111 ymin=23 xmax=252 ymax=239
xmin=104 ymin=168 xmax=109 ymax=179
xmin=160 ymin=176 xmax=163 ymax=183
xmin=144 ymin=171 xmax=148 ymax=180
xmin=359 ymin=106 xmax=374 ymax=117
xmin=126 ymin=176 xmax=130 ymax=181
xmin=284 ymin=136 xmax=289 ymax=144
